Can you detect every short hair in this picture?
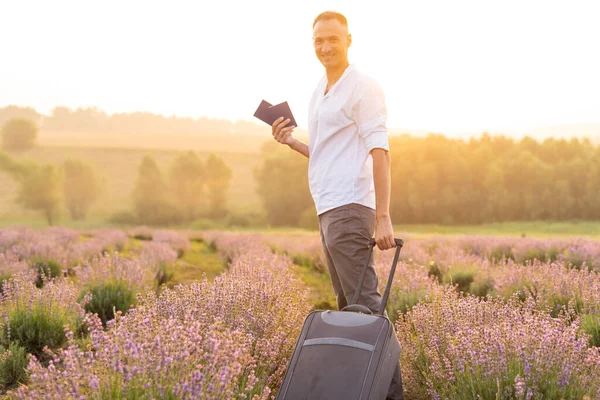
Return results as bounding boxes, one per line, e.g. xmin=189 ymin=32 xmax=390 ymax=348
xmin=312 ymin=11 xmax=348 ymax=29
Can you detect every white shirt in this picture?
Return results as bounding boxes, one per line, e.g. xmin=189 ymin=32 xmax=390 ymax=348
xmin=307 ymin=64 xmax=390 ymax=215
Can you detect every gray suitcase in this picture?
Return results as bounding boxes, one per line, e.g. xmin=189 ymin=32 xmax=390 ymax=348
xmin=277 ymin=238 xmax=404 ymax=400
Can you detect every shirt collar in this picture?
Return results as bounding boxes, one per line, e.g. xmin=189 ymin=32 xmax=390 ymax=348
xmin=323 ymin=64 xmax=355 ymax=98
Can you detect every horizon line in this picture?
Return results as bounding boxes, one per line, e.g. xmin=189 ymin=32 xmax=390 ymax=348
xmin=2 ymin=103 xmax=600 ymax=139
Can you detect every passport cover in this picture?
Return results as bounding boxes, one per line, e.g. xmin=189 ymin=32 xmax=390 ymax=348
xmin=254 ymin=100 xmax=297 ymax=127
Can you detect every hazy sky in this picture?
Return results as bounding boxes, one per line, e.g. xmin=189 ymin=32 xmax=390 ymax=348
xmin=1 ymin=0 xmax=599 ymax=135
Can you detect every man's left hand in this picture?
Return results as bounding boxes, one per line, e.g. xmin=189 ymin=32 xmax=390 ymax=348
xmin=375 ymin=215 xmax=395 ymax=250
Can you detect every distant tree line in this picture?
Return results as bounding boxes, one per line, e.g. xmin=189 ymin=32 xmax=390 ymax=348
xmin=388 ymin=134 xmax=600 ymax=223
xmin=4 ymin=111 xmax=600 ymax=227
xmin=0 ymin=105 xmax=269 ymax=136
xmin=255 ymin=134 xmax=600 ymax=226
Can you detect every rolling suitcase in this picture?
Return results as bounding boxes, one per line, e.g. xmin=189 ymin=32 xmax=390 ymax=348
xmin=277 ymin=238 xmax=404 ymax=400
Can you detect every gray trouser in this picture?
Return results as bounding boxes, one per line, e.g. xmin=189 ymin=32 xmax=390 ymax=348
xmin=318 ymin=202 xmax=404 ymax=400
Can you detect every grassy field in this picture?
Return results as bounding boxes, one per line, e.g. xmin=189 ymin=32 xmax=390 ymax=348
xmin=1 ymin=215 xmax=598 ymax=240
xmin=388 ymin=220 xmax=600 ymax=238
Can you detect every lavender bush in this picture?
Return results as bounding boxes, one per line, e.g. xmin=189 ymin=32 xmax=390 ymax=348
xmin=152 ymin=229 xmax=191 ymax=258
xmin=0 ymin=274 xmax=86 ymax=360
xmin=2 ymin=228 xmax=599 ymax=398
xmin=397 ymin=287 xmax=600 ymax=399
xmin=10 ymin=232 xmax=309 ymax=399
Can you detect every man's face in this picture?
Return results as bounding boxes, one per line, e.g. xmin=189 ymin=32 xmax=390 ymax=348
xmin=313 ymin=18 xmax=351 ymax=69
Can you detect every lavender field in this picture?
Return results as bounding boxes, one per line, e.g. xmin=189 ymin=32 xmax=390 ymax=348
xmin=0 ymin=227 xmax=599 ymax=399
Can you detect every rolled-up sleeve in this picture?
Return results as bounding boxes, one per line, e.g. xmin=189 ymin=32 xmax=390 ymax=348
xmin=353 ymin=78 xmax=389 ymax=152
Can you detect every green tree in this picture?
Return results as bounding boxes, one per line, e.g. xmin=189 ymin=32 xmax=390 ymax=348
xmin=254 ymin=143 xmax=312 ymax=226
xmin=389 ymin=136 xmax=418 ymax=223
xmin=1 ymin=118 xmax=38 ymax=152
xmin=1 ymin=152 xmax=61 ymax=225
xmin=168 ymin=151 xmax=205 ymax=220
xmin=0 ymin=151 xmax=30 ymax=178
xmin=16 ymin=164 xmax=63 ymax=226
xmin=481 ymin=162 xmax=507 ymax=222
xmin=204 ymin=154 xmax=232 ymax=218
xmin=132 ymin=155 xmax=179 ymax=225
xmin=62 ymin=159 xmax=105 ymax=220
xmin=584 ymin=152 xmax=600 ymax=219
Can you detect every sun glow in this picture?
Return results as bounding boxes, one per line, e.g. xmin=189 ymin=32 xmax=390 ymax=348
xmin=1 ymin=0 xmax=599 ymax=137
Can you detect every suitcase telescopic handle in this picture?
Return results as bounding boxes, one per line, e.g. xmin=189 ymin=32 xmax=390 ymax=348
xmin=351 ymin=238 xmax=404 ymax=315
xmin=369 ymin=238 xmax=404 ymax=248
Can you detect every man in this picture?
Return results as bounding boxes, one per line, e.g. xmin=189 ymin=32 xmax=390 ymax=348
xmin=271 ymin=11 xmax=403 ymax=400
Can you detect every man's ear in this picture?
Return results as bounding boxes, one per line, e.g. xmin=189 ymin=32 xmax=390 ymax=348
xmin=347 ymin=33 xmax=352 ymax=47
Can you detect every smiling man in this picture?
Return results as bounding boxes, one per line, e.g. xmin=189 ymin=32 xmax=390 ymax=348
xmin=271 ymin=11 xmax=403 ymax=399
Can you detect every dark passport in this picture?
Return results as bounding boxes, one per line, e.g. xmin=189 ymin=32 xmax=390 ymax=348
xmin=253 ymin=100 xmax=297 ymax=127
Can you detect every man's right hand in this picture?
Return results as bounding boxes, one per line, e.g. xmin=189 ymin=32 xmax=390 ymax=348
xmin=272 ymin=117 xmax=296 ymax=146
